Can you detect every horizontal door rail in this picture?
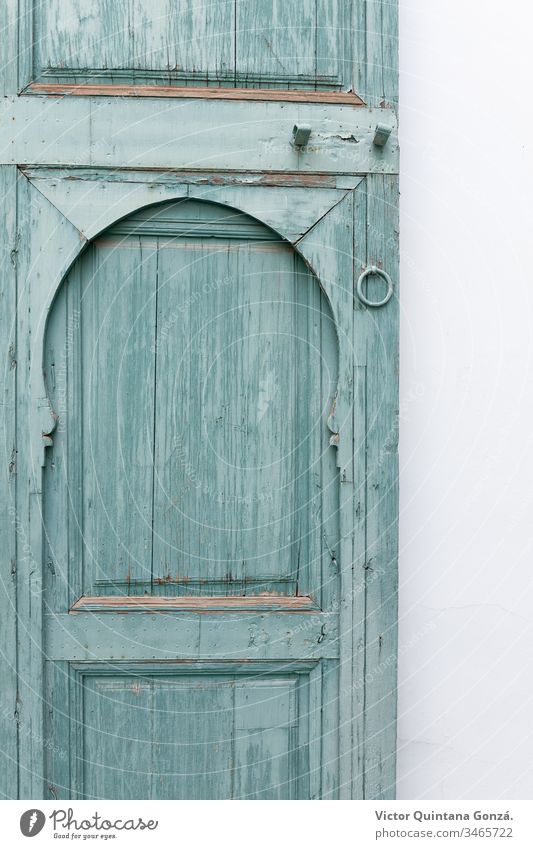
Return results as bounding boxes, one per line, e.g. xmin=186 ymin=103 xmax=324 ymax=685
xmin=24 ymin=82 xmax=365 ymax=105
xmin=46 ymin=612 xmax=338 ymax=661
xmin=70 ymin=595 xmax=318 ymax=613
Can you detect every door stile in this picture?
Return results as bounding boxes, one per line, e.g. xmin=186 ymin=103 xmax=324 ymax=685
xmin=15 ymin=174 xmax=87 ymax=798
xmin=296 ymin=190 xmax=357 ymax=797
xmin=0 ymin=165 xmax=19 ymax=799
xmin=351 ymin=177 xmax=370 ymax=798
xmin=353 ymin=174 xmax=400 ymax=799
xmin=15 ymin=172 xmax=45 ymax=798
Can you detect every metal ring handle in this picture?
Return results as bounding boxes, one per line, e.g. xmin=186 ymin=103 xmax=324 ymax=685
xmin=356 ymin=266 xmax=394 ymax=308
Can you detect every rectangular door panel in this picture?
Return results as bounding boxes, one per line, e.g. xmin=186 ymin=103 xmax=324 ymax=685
xmin=44 ymin=203 xmax=340 ymax=602
xmin=29 ymin=0 xmax=355 ymax=91
xmin=45 ymin=667 xmax=310 ymax=800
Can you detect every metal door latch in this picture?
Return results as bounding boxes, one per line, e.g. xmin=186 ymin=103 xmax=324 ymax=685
xmin=356 ymin=266 xmax=394 ymax=307
xmin=292 ymin=124 xmax=312 ymax=147
xmin=373 ymin=123 xmax=393 ymax=147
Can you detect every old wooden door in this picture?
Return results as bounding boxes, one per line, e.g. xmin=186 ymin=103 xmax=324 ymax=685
xmin=0 ymin=1 xmax=399 ymax=799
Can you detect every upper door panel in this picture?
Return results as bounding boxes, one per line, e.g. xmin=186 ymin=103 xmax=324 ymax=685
xmin=31 ymin=0 xmax=357 ymax=91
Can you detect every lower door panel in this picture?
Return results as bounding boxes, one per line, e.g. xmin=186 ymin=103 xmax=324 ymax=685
xmin=44 ymin=660 xmax=337 ymax=800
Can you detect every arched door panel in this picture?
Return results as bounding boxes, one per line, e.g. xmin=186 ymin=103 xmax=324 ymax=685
xmin=44 ymin=200 xmax=339 ymax=605
xmin=42 ymin=199 xmax=342 ymax=800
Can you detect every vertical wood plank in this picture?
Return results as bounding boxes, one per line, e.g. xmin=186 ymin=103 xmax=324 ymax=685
xmin=315 ymin=0 xmax=342 ymax=85
xmin=360 ymin=173 xmax=399 ymax=799
xmin=307 ymin=663 xmax=322 ymax=799
xmin=164 ymin=0 xmax=235 ymax=83
xmin=297 ymin=191 xmax=355 ymax=798
xmin=0 ymin=1 xmax=21 ymax=95
xmin=0 ymin=165 xmax=18 ymax=798
xmin=351 ymin=0 xmax=367 ymax=99
xmin=17 ymin=0 xmax=34 ymax=91
xmin=80 ymin=238 xmax=158 ymax=594
xmin=233 ymin=679 xmax=298 ymax=799
xmin=351 ymin=362 xmax=368 ymax=799
xmin=236 ymin=0 xmax=316 ymax=85
xmin=83 ymin=675 xmax=155 ymax=799
xmin=15 ymin=175 xmax=85 ymax=798
xmin=151 ymin=677 xmax=234 ymax=800
xmin=351 ymin=178 xmax=369 ymax=798
xmin=364 ymin=0 xmax=399 ymax=107
xmin=34 ymin=0 xmax=236 ymax=82
xmin=43 ymin=661 xmax=71 ymax=799
xmin=43 ymin=258 xmax=85 ymax=612
xmin=43 ymin=275 xmax=69 ymax=614
xmin=65 ymin=263 xmax=84 ymax=604
xmin=15 ymin=172 xmax=44 ymax=798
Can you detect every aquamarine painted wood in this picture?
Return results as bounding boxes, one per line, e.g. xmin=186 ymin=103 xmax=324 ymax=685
xmin=0 ymin=0 xmax=399 ymax=800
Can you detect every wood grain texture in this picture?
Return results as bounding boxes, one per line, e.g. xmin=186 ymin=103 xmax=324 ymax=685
xmin=238 ymin=0 xmax=312 ymax=80
xmin=70 ymin=595 xmax=317 ymax=612
xmin=84 ymin=240 xmax=157 ymax=591
xmin=22 ymin=166 xmax=353 ymax=189
xmin=363 ymin=0 xmax=399 ymax=107
xmin=0 ymin=166 xmax=18 ymax=798
xmin=45 ymin=611 xmax=338 ymax=661
xmin=15 ymin=173 xmax=47 ymax=798
xmin=0 ymin=0 xmax=20 ymax=95
xmin=25 ymin=82 xmax=364 ymax=105
xmin=34 ymin=0 xmax=235 ymax=80
xmin=362 ymin=174 xmax=399 ymax=799
xmin=351 ymin=181 xmax=370 ymax=799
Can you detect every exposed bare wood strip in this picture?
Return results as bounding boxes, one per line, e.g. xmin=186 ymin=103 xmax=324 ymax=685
xmin=21 ymin=166 xmax=341 ymax=188
xmin=24 ymin=82 xmax=365 ymax=105
xmin=70 ymin=595 xmax=318 ymax=613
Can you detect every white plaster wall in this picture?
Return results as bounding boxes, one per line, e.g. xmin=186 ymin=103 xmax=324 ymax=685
xmin=397 ymin=0 xmax=533 ymax=798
